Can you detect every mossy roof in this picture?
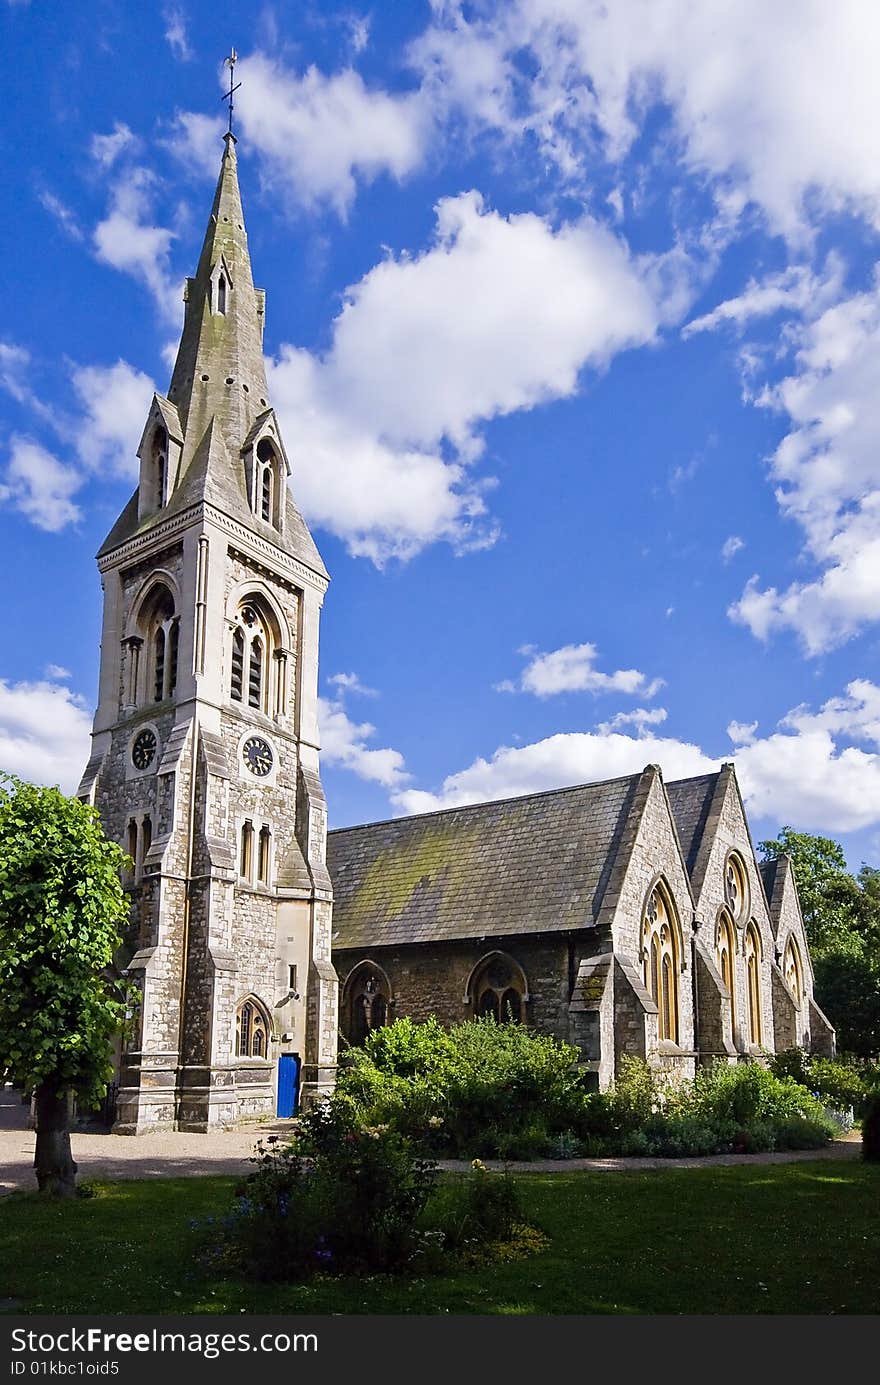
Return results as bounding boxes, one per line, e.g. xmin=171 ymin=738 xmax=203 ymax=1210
xmin=328 ymin=773 xmax=645 ymax=949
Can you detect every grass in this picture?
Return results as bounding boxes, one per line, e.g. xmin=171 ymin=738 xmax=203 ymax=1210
xmin=0 ymin=1163 xmax=878 ymax=1315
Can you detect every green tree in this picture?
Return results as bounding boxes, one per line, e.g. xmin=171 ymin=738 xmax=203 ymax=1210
xmin=0 ymin=775 xmax=129 ymax=1196
xmin=759 ymin=827 xmax=880 ymax=1055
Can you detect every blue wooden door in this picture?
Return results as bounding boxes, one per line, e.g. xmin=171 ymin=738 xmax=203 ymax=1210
xmin=277 ymin=1053 xmax=300 ymax=1117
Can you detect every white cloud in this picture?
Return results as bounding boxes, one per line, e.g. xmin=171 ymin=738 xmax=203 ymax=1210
xmin=502 ymin=641 xmax=663 ymax=699
xmin=270 ymin=190 xmax=660 ymax=562
xmin=392 ymin=679 xmax=880 ymax=835
xmin=44 ymin=664 xmax=71 ymax=680
xmin=71 ymin=360 xmax=156 ymax=478
xmin=328 ymin=672 xmax=377 ymax=697
xmin=37 ymin=189 xmax=84 ymax=243
xmin=319 ymin=695 xmax=410 ymax=789
xmin=165 ymin=111 xmax=227 ymax=177
xmin=90 ymin=122 xmax=137 ymax=169
xmin=411 ymin=1 xmax=880 ymax=238
xmin=721 ymin=535 xmax=744 ymax=563
xmin=684 ymin=261 xmax=844 ymax=337
xmin=0 ymin=438 xmax=83 ymax=531
xmin=596 ymin=707 xmax=668 ymax=735
xmin=93 ymin=168 xmax=181 ymax=323
xmin=729 ymin=277 xmax=880 ymax=653
xmin=727 ymin=720 xmax=758 ymax=746
xmin=234 ymin=52 xmax=427 ymax=216
xmin=0 ymin=678 xmax=92 ymax=795
xmin=392 ymin=729 xmax=714 ymax=815
xmin=163 ymin=5 xmax=192 ymax=61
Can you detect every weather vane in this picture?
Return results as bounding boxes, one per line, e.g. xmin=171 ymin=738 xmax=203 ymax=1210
xmin=222 ymin=49 xmax=241 ymax=136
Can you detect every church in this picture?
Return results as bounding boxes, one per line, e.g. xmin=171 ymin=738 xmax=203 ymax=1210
xmin=78 ymin=133 xmax=833 ymax=1133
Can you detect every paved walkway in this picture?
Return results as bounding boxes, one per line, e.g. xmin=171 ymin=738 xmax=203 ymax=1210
xmin=0 ymin=1086 xmax=861 ymax=1194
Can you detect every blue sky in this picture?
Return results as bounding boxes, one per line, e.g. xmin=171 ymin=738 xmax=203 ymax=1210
xmin=4 ymin=0 xmax=880 ymax=869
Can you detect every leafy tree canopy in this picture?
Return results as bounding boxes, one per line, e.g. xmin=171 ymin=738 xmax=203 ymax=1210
xmin=0 ymin=774 xmax=130 ymax=1106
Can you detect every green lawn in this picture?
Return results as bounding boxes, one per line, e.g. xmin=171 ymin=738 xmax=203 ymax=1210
xmin=1 ymin=1163 xmax=878 ymax=1315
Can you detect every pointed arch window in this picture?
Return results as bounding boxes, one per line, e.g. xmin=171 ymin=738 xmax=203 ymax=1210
xmin=783 ymin=936 xmax=803 ymax=1008
xmin=240 ymin=821 xmax=254 ymax=880
xmin=152 ymin=427 xmax=168 ymax=511
xmin=254 ymin=438 xmax=281 ymax=529
xmin=257 ymin=825 xmax=271 ymax=886
xmin=138 ymin=583 xmax=178 ymax=704
xmin=745 ymin=922 xmax=763 ymax=1047
xmin=343 ymin=963 xmax=392 ymax=1047
xmin=642 ymin=883 xmax=680 ymax=1044
xmin=468 ymin=953 xmax=528 ymax=1025
xmin=229 ymin=599 xmax=280 ymax=715
xmin=217 ymin=273 xmax=227 ymax=315
xmin=716 ymin=911 xmax=736 ymax=1028
xmin=236 ymin=995 xmax=272 ymax=1059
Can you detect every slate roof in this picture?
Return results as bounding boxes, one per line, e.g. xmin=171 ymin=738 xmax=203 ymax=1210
xmin=328 ymin=773 xmax=643 ymax=950
xmin=666 ymin=772 xmax=721 ymax=875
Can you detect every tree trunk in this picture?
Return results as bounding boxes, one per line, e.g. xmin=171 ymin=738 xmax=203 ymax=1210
xmin=34 ymin=1082 xmax=78 ymax=1196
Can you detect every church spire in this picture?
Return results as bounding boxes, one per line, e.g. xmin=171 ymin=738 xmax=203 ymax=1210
xmin=166 ymin=131 xmax=270 ymax=468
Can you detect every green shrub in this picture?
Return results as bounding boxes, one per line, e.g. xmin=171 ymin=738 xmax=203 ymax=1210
xmin=770 ymin=1050 xmax=868 ymax=1114
xmin=862 ymin=1093 xmax=880 ymax=1161
xmin=218 ymin=1099 xmax=437 ymax=1280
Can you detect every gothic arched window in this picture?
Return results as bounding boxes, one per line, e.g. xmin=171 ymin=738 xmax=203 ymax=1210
xmin=716 ymin=910 xmax=736 ymax=1027
xmin=642 ymin=883 xmax=681 ymax=1044
xmin=217 ymin=273 xmax=227 ymax=315
xmin=783 ymin=936 xmax=803 ymax=1008
xmin=236 ymin=995 xmax=272 ymax=1059
xmin=255 ymin=438 xmax=280 ymax=528
xmin=746 ymin=922 xmax=763 ymax=1047
xmin=229 ymin=598 xmax=280 ymax=715
xmin=724 ymin=853 xmax=748 ymax=922
xmin=468 ymin=953 xmax=528 ymax=1024
xmin=343 ymin=962 xmax=392 ymax=1047
xmin=138 ymin=583 xmax=179 ymax=704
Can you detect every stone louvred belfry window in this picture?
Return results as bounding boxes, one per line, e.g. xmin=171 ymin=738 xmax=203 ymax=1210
xmin=236 ymin=996 xmax=272 ymax=1059
xmin=255 ymin=437 xmax=280 ymax=528
xmin=229 ymin=599 xmax=279 ymax=715
xmin=642 ymin=883 xmax=680 ymax=1044
xmin=138 ymin=582 xmax=179 ymax=704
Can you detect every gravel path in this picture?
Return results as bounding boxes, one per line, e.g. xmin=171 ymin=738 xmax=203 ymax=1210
xmin=0 ymin=1086 xmax=861 ymax=1194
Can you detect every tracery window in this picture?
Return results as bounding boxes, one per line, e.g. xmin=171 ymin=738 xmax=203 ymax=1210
xmin=783 ymin=936 xmax=803 ymax=1007
xmin=344 ymin=963 xmax=392 ymax=1047
xmin=745 ymin=922 xmax=763 ymax=1047
xmin=236 ymin=996 xmax=272 ymax=1059
xmin=716 ymin=910 xmax=736 ymax=1026
xmin=139 ymin=583 xmax=179 ymax=704
xmin=642 ymin=883 xmax=680 ymax=1044
xmin=229 ymin=601 xmax=273 ymax=713
xmin=470 ymin=953 xmax=527 ymax=1024
xmin=724 ymin=853 xmax=748 ymax=922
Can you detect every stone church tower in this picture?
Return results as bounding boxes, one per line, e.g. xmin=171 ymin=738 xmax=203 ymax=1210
xmin=78 ymin=133 xmax=338 ymax=1131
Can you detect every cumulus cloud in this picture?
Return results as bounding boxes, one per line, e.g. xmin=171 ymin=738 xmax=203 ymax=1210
xmin=165 ymin=111 xmax=227 ymax=177
xmin=90 ymin=122 xmax=138 ymax=169
xmin=0 ymin=438 xmax=83 ymax=531
xmin=0 ymin=678 xmax=93 ymax=794
xmin=328 ymin=671 xmax=377 ymax=697
xmin=410 ymin=1 xmax=880 ymax=239
xmin=270 ymin=191 xmax=660 ymax=562
xmin=319 ymin=694 xmax=410 ymax=789
xmin=233 ymin=52 xmax=427 ymax=216
xmin=729 ymin=278 xmax=880 ymax=653
xmin=596 ymin=707 xmax=668 ymax=735
xmin=392 ymin=679 xmax=880 ymax=835
xmin=499 ymin=641 xmax=663 ymax=699
xmin=71 ymin=360 xmax=156 ymax=478
xmin=93 ymin=168 xmax=181 ymax=323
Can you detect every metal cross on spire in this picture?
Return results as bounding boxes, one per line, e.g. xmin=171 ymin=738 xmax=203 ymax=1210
xmin=222 ymin=49 xmax=241 ymax=136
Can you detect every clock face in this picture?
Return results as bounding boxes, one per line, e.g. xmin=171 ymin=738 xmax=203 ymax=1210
xmin=132 ymin=729 xmax=157 ymax=770
xmin=243 ymin=735 xmax=273 ymax=776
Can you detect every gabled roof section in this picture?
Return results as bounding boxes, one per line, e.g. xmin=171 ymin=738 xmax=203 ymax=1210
xmin=665 ymin=771 xmax=721 ymax=877
xmin=328 ymin=772 xmax=644 ymax=950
